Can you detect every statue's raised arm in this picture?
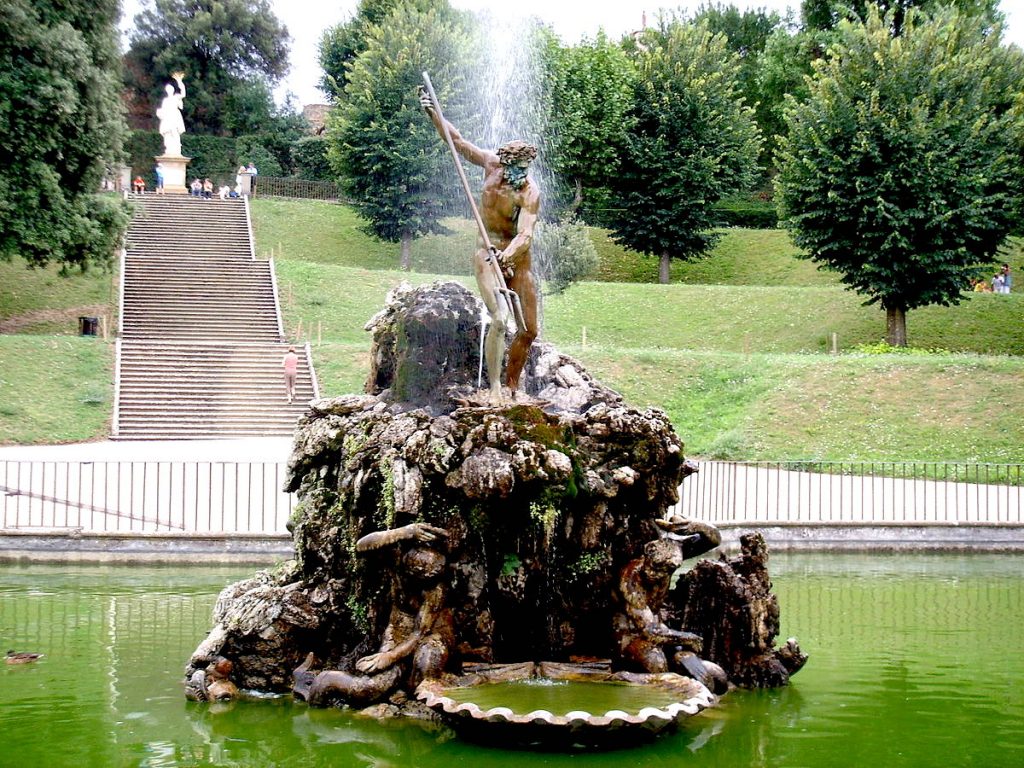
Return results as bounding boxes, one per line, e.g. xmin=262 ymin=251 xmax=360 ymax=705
xmin=419 ymin=87 xmax=496 ymax=169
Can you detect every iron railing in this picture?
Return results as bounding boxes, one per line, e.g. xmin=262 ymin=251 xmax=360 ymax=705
xmin=0 ymin=460 xmax=294 ymax=534
xmin=3 ymin=459 xmax=1022 ymax=536
xmin=251 ymin=176 xmax=342 ymax=201
xmin=674 ymin=460 xmax=1024 ymax=525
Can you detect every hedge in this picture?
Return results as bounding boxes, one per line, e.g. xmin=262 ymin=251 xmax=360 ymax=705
xmin=126 ymin=130 xmax=238 ymax=188
xmin=710 ymin=195 xmax=780 ymax=229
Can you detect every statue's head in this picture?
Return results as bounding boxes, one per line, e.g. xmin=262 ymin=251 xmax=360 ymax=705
xmin=403 ymin=547 xmax=446 ymax=582
xmin=165 ymin=83 xmax=175 ymax=96
xmin=497 ymin=141 xmax=537 ymax=190
xmin=643 ymin=539 xmax=683 ymax=575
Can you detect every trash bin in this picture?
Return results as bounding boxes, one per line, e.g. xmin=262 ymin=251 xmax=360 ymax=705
xmin=79 ymin=316 xmax=99 ymax=336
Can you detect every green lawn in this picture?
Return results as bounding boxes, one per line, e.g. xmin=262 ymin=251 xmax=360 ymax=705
xmin=0 ymin=257 xmax=117 ymax=334
xmin=0 ymin=336 xmax=114 ymax=444
xmin=545 ymin=282 xmax=1024 ymax=356
xmin=251 ymin=198 xmax=476 ymax=275
xmin=253 ymin=198 xmax=835 ymax=287
xmin=575 ymin=347 xmax=1024 ymax=461
xmin=275 ymin=259 xmax=1024 ymax=356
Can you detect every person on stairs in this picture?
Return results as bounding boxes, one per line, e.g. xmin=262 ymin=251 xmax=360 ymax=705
xmin=282 ymin=346 xmax=299 ymax=404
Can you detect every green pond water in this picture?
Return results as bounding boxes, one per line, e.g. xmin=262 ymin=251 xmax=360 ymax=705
xmin=2 ymin=554 xmax=1023 ymax=767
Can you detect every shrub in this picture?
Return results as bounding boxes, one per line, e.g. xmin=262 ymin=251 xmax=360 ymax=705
xmin=236 ymin=135 xmax=283 ymax=177
xmin=534 ymin=215 xmax=599 ymax=294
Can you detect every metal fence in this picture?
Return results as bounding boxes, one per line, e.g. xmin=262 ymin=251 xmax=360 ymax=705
xmin=251 ymin=175 xmax=342 ymax=201
xmin=674 ymin=460 xmax=1024 ymax=524
xmin=3 ymin=459 xmax=1022 ymax=536
xmin=0 ymin=461 xmax=294 ymax=534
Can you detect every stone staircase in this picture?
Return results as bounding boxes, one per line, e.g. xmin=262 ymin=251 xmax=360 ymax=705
xmin=114 ymin=194 xmax=317 ymax=439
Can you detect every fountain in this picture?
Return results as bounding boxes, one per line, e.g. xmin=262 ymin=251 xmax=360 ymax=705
xmin=185 ymin=280 xmax=805 ymax=748
xmin=185 ymin=13 xmax=803 ymax=743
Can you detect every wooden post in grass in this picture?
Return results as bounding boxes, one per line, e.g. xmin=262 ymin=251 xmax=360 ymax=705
xmin=831 ymin=332 xmax=838 ymax=354
xmin=318 ymin=320 xmax=322 ymax=347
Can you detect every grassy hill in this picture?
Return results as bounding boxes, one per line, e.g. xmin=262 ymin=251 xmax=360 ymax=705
xmin=2 ymin=196 xmax=1022 ymax=460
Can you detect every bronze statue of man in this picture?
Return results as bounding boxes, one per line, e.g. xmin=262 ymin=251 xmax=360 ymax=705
xmin=421 ymin=92 xmax=540 ymax=401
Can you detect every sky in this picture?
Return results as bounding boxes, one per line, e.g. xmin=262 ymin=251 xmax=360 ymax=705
xmin=120 ymin=0 xmax=1024 ymax=107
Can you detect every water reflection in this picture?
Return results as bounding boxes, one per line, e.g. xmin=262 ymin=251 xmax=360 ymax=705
xmin=2 ymin=556 xmax=1023 ymax=766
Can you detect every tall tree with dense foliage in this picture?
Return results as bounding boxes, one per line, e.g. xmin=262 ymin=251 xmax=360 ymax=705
xmin=546 ymin=33 xmax=636 ymax=224
xmin=608 ymin=22 xmax=762 ymax=283
xmin=123 ymin=0 xmax=289 ymax=135
xmin=318 ymin=0 xmax=403 ymax=102
xmin=776 ymin=6 xmax=1024 ymax=346
xmin=692 ymin=3 xmax=786 ymax=174
xmin=328 ymin=0 xmax=475 ymax=269
xmin=0 ymin=0 xmax=128 ymax=269
xmin=800 ymin=0 xmax=1002 ymax=32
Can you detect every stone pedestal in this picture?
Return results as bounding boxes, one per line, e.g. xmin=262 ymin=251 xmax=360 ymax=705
xmin=155 ymin=154 xmax=191 ymax=194
xmin=238 ymin=171 xmax=254 ymax=197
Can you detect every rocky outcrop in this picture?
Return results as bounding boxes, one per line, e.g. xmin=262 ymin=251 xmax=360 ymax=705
xmin=670 ymin=533 xmax=808 ymax=687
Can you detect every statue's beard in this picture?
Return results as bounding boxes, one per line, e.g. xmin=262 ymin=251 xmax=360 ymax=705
xmin=503 ymin=164 xmax=529 ymax=190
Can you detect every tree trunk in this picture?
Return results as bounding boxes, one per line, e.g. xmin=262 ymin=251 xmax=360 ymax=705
xmin=885 ymin=305 xmax=907 ymax=347
xmin=400 ymin=233 xmax=411 ymax=271
xmin=659 ymin=250 xmax=671 ymax=284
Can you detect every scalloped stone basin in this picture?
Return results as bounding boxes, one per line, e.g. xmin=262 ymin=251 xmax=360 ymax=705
xmin=416 ymin=662 xmax=716 ymax=749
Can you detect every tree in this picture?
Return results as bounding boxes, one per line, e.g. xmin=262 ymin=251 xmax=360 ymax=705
xmin=533 ymin=215 xmax=599 ymax=294
xmin=123 ymin=0 xmax=289 ymax=135
xmin=692 ymin=4 xmax=787 ymax=176
xmin=757 ymin=25 xmax=823 ymax=159
xmin=800 ymin=0 xmax=1003 ymax=33
xmin=608 ymin=22 xmax=762 ymax=283
xmin=292 ymin=136 xmax=332 ymax=181
xmin=546 ymin=33 xmax=636 ymax=225
xmin=318 ymin=0 xmax=404 ymax=102
xmin=692 ymin=3 xmax=784 ymax=107
xmin=775 ymin=6 xmax=1024 ymax=346
xmin=0 ymin=0 xmax=128 ymax=270
xmin=328 ymin=0 xmax=475 ymax=269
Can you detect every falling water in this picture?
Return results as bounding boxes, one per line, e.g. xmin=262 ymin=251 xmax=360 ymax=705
xmin=462 ymin=9 xmax=564 ymax=333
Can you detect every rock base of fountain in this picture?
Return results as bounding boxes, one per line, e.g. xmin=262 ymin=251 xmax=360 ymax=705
xmin=184 ymin=281 xmax=805 ymax=744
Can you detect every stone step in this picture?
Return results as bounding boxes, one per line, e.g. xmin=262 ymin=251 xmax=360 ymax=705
xmin=118 ymin=409 xmax=307 ymax=420
xmin=122 ymin=307 xmax=279 ymax=316
xmin=119 ymin=341 xmax=297 ymax=351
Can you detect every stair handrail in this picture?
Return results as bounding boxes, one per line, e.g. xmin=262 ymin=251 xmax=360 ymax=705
xmin=117 ymin=245 xmax=127 ymax=337
xmin=304 ymin=340 xmax=320 ymax=399
xmin=268 ymin=257 xmax=286 ymax=342
xmin=112 ymin=337 xmax=123 ymax=437
xmin=243 ymin=194 xmax=257 ymax=261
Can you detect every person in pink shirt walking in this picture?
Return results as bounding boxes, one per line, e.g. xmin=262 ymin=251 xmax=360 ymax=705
xmin=282 ymin=346 xmax=299 ymax=404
